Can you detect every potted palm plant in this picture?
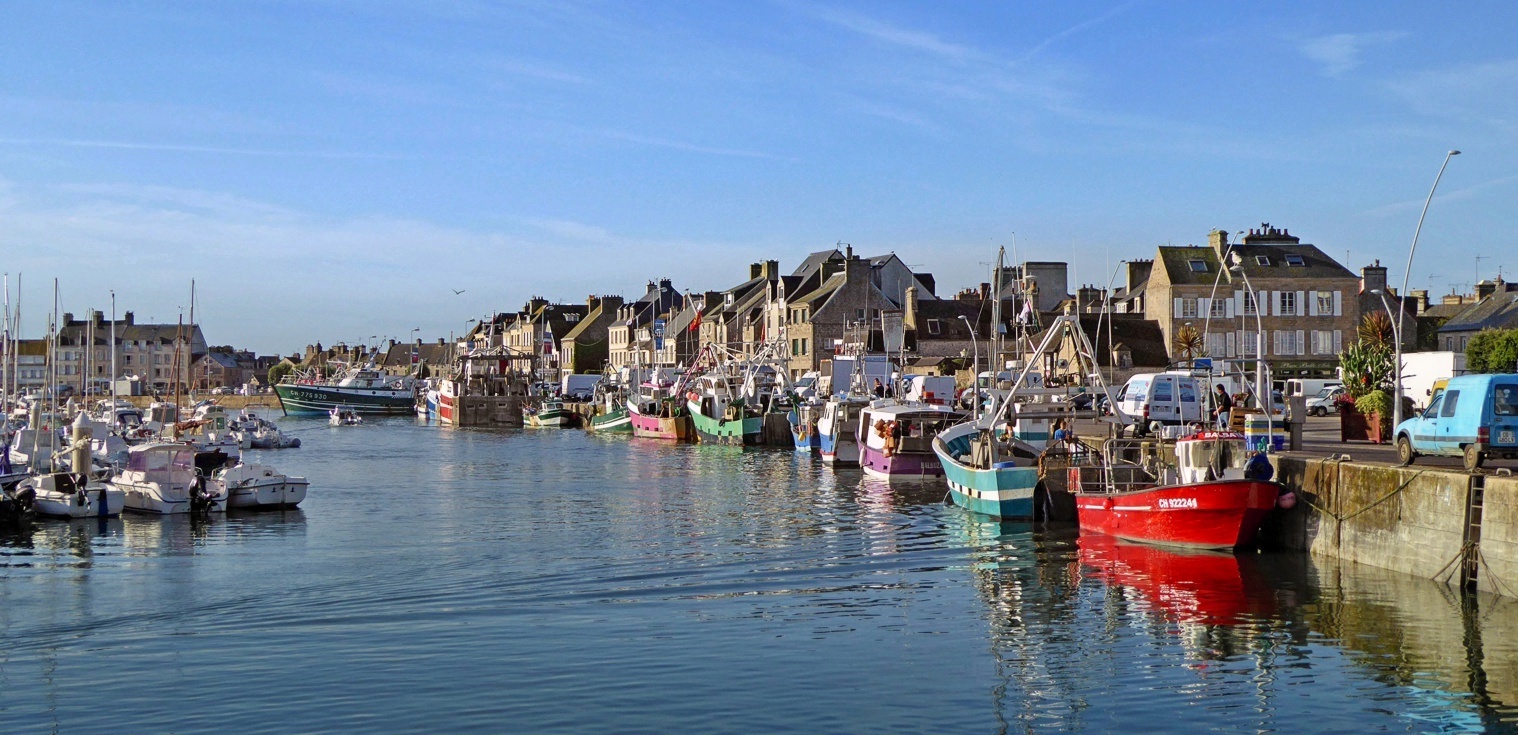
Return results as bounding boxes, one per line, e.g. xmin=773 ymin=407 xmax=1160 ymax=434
xmin=1337 ymin=313 xmax=1396 ymax=443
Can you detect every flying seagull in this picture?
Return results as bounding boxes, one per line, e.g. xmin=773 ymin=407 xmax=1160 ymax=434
xmin=452 ymin=289 xmax=466 ymax=295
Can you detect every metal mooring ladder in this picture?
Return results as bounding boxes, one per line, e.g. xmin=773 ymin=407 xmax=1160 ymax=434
xmin=1462 ymin=474 xmax=1487 ymax=593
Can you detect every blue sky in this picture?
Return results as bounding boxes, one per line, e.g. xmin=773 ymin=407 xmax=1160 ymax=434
xmin=1 ymin=1 xmax=1514 ymax=354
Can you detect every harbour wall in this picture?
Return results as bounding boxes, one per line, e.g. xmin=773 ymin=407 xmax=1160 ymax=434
xmin=1259 ymin=456 xmax=1518 ymax=598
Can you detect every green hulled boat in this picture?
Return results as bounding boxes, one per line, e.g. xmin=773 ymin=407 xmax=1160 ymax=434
xmin=588 ymin=405 xmax=632 ymax=433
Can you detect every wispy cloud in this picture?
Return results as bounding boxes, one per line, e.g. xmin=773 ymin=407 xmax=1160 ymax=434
xmin=1022 ymin=1 xmax=1143 ymax=61
xmin=525 ymin=218 xmax=616 ymax=244
xmin=807 ymin=7 xmax=976 ymax=62
xmin=0 ymin=137 xmax=416 ymax=160
xmin=1386 ymin=57 xmax=1518 ymax=130
xmin=485 ymin=59 xmax=591 ymax=85
xmin=595 ymin=129 xmax=785 ymax=160
xmin=1298 ymin=31 xmax=1405 ymax=77
xmin=1360 ymin=172 xmax=1518 ymax=218
xmin=0 ymin=177 xmax=777 ymax=351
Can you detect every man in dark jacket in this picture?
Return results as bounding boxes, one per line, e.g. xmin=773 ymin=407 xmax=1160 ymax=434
xmin=1213 ymin=384 xmax=1234 ymax=429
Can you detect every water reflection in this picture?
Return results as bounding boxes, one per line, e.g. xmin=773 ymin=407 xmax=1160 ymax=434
xmin=955 ymin=519 xmax=1518 ymax=732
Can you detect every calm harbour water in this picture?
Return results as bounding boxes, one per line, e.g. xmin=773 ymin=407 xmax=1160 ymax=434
xmin=3 ymin=418 xmax=1518 ymax=734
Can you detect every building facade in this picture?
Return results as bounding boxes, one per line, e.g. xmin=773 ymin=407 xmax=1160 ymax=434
xmin=1145 ymin=226 xmax=1362 ymax=378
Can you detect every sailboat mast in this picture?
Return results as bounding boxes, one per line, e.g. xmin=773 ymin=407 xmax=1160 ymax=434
xmin=991 ymin=246 xmax=1004 ymax=375
xmin=110 ymin=291 xmax=118 ymax=410
xmin=2 ymin=274 xmax=9 ymax=413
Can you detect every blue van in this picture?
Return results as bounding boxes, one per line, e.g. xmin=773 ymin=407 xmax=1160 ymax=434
xmin=1394 ymin=374 xmax=1518 ymax=470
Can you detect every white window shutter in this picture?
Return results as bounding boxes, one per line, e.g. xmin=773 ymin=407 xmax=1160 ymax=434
xmin=1308 ymin=293 xmax=1319 ymax=317
xmin=1334 ymin=330 xmax=1342 ymax=353
xmin=1296 ymin=291 xmax=1305 ymax=317
xmin=1225 ymin=298 xmax=1234 ymax=318
xmin=1227 ymin=332 xmax=1236 ymax=357
xmin=1199 ymin=297 xmax=1209 ymax=317
xmin=1333 ymin=291 xmax=1342 ymax=316
xmin=1296 ymin=330 xmax=1304 ymax=355
xmin=1174 ymin=298 xmax=1183 ymax=318
xmin=1234 ymin=290 xmax=1244 ymax=315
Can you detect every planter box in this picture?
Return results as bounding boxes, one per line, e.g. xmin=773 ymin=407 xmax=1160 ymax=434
xmin=1339 ymin=403 xmax=1387 ymax=444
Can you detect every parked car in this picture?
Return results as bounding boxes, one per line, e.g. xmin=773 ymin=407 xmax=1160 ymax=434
xmin=1307 ymin=386 xmax=1344 ymax=416
xmin=1394 ymin=374 xmax=1518 ymax=470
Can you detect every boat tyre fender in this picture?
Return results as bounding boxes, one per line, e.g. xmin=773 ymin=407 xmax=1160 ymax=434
xmin=1102 ymin=496 xmax=1113 ymax=510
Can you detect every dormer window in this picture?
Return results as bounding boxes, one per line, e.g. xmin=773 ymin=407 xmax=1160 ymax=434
xmin=926 ymin=319 xmax=941 ymax=335
xmin=1188 ymin=259 xmax=1208 ymax=273
xmin=1255 ymin=255 xmax=1271 ymax=266
xmin=1284 ymin=254 xmax=1306 ymax=267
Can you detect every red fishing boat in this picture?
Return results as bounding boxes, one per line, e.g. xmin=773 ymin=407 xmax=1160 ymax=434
xmin=1069 ymin=430 xmax=1285 ymax=549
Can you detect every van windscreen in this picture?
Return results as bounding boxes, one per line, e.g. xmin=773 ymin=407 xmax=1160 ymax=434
xmin=1495 ymin=385 xmax=1518 ymax=416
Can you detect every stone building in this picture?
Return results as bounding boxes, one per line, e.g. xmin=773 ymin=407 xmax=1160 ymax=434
xmin=559 ymin=295 xmax=624 ymax=374
xmin=608 ymin=280 xmax=683 ymax=370
xmin=54 ymin=310 xmax=208 ymax=394
xmin=1145 ymin=225 xmax=1362 ymax=378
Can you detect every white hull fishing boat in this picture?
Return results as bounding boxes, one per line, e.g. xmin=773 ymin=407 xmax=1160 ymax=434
xmin=526 ymin=400 xmax=575 ymax=428
xmin=112 ymin=442 xmax=227 ymax=515
xmin=215 ymin=462 xmax=309 ymax=510
xmin=817 ymin=396 xmax=869 ymax=465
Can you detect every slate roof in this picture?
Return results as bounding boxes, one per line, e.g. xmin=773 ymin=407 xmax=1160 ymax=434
xmin=1437 ymin=292 xmax=1518 ymax=334
xmin=913 ymin=299 xmax=996 ymax=341
xmin=792 ymin=250 xmax=842 ymax=279
xmin=201 ymin=352 xmax=241 ymax=369
xmin=1041 ymin=315 xmax=1170 ymax=368
xmin=381 ymin=342 xmax=455 ymax=368
xmin=1157 ymin=243 xmax=1354 ymax=286
xmin=1422 ymin=302 xmax=1469 ymax=320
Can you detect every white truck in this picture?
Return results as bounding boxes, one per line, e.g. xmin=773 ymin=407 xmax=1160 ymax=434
xmin=904 ymin=375 xmax=957 ymax=406
xmin=1400 ymin=351 xmax=1467 ymax=411
xmin=560 ymin=374 xmax=603 ymax=401
xmin=829 ymin=355 xmax=894 ymax=398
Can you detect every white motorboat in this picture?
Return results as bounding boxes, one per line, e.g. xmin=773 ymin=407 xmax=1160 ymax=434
xmin=22 ymin=413 xmax=124 ymax=519
xmin=229 ymin=410 xmax=300 ymax=449
xmin=111 ymin=442 xmax=227 ymax=515
xmin=215 ymin=462 xmax=309 ymax=510
xmin=22 ymin=471 xmax=123 ymax=519
xmin=329 ymin=406 xmax=363 ymax=426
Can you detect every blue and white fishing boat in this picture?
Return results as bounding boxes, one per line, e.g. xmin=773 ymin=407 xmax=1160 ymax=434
xmin=935 ymin=301 xmax=1114 ymax=519
xmin=787 ymin=402 xmax=822 ymax=452
xmin=935 ymin=421 xmax=1042 ymax=519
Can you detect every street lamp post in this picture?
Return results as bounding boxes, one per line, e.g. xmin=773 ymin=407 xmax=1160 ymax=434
xmin=1231 ymin=257 xmax=1273 ymax=449
xmin=960 ymin=315 xmax=979 ymax=421
xmin=1395 ymin=150 xmax=1461 ymax=430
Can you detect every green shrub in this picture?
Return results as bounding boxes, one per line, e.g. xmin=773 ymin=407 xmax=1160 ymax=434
xmin=1466 ymin=328 xmax=1518 ymax=374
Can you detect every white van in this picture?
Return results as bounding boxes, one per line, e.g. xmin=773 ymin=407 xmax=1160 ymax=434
xmin=1285 ymin=378 xmax=1343 ymax=398
xmin=1118 ymin=372 xmax=1207 ymax=435
xmin=904 ymin=375 xmax=956 ymax=406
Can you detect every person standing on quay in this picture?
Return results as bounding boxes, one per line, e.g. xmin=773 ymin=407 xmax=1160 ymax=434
xmin=1213 ymin=384 xmax=1234 ymax=429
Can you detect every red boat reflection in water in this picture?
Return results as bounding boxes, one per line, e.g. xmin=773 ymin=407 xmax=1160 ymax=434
xmin=1077 ymin=535 xmax=1277 ymax=626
